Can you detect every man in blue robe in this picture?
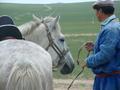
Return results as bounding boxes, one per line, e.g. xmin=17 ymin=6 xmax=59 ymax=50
xmin=85 ymin=0 xmax=120 ymax=90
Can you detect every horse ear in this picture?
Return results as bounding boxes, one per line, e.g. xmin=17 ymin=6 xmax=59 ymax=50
xmin=40 ymin=17 xmax=44 ymax=23
xmin=55 ymin=16 xmax=60 ymax=24
xmin=51 ymin=16 xmax=60 ymax=27
xmin=32 ymin=14 xmax=41 ymax=22
xmin=40 ymin=17 xmax=44 ymax=21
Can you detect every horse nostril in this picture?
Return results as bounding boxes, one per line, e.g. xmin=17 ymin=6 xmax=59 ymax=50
xmin=60 ymin=63 xmax=74 ymax=74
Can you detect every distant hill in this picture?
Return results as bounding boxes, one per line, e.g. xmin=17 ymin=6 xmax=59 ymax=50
xmin=0 ymin=1 xmax=119 ymax=34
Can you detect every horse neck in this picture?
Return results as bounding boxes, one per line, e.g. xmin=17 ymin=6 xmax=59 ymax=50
xmin=19 ymin=21 xmax=50 ymax=49
xmin=18 ymin=20 xmax=40 ymax=37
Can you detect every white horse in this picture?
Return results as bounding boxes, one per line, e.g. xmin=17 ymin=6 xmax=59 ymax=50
xmin=0 ymin=40 xmax=53 ymax=90
xmin=18 ymin=15 xmax=74 ymax=74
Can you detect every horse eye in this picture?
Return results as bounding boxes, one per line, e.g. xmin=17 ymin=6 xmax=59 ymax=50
xmin=59 ymin=38 xmax=64 ymax=42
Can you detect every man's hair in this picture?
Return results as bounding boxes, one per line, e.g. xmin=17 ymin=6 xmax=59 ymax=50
xmin=93 ymin=6 xmax=115 ymax=15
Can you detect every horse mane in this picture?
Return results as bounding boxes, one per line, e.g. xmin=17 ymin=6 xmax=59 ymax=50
xmin=18 ymin=16 xmax=57 ymax=38
xmin=18 ymin=18 xmax=42 ymax=36
xmin=6 ymin=60 xmax=43 ymax=90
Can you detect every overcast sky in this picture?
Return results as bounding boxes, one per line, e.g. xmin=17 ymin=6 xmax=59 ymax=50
xmin=0 ymin=0 xmax=96 ymax=4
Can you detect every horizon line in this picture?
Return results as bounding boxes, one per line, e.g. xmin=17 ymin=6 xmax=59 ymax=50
xmin=0 ymin=1 xmax=96 ymax=4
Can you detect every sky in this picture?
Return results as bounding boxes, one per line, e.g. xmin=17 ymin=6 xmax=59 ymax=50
xmin=0 ymin=0 xmax=96 ymax=4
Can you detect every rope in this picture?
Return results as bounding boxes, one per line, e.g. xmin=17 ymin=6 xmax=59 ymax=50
xmin=67 ymin=67 xmax=85 ymax=90
xmin=76 ymin=43 xmax=85 ymax=65
xmin=67 ymin=43 xmax=90 ymax=90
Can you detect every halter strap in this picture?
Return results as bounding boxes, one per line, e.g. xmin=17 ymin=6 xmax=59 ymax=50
xmin=43 ymin=22 xmax=69 ymax=66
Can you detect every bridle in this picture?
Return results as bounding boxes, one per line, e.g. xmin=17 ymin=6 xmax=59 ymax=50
xmin=42 ymin=21 xmax=69 ymax=67
xmin=22 ymin=19 xmax=69 ymax=67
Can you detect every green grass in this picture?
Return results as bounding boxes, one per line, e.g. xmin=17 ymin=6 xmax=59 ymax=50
xmin=0 ymin=1 xmax=120 ymax=79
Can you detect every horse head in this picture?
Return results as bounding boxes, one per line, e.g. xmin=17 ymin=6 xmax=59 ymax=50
xmin=18 ymin=15 xmax=74 ymax=74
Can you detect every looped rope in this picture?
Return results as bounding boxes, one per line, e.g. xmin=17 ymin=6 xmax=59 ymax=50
xmin=67 ymin=43 xmax=90 ymax=90
xmin=76 ymin=43 xmax=85 ymax=65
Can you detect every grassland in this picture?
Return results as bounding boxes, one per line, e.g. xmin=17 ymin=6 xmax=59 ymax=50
xmin=0 ymin=1 xmax=120 ymax=79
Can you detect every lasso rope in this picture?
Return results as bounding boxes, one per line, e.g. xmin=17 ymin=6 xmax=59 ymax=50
xmin=67 ymin=43 xmax=90 ymax=90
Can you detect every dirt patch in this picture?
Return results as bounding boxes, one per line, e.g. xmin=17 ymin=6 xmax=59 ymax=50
xmin=53 ymin=79 xmax=93 ymax=90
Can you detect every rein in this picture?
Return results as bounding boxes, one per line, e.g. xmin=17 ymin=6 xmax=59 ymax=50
xmin=67 ymin=43 xmax=90 ymax=90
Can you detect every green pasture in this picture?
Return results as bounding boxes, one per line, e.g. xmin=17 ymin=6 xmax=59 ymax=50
xmin=0 ymin=1 xmax=120 ymax=79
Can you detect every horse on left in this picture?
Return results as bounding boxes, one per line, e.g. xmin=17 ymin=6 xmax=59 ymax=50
xmin=0 ymin=15 xmax=53 ymax=90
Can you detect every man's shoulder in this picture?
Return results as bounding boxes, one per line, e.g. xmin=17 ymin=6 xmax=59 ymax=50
xmin=105 ymin=21 xmax=120 ymax=30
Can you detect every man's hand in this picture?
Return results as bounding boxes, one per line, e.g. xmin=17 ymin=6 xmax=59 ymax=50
xmin=84 ymin=41 xmax=94 ymax=52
